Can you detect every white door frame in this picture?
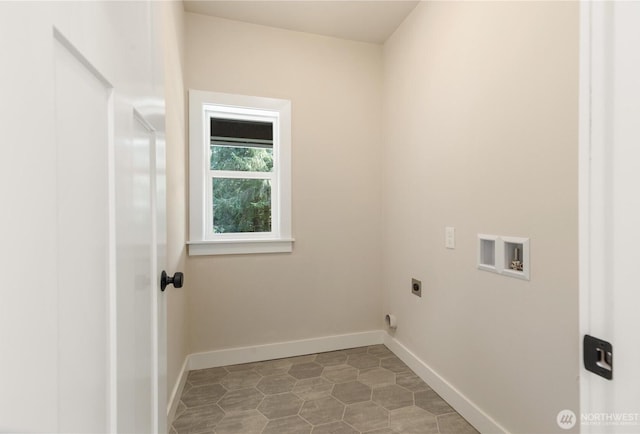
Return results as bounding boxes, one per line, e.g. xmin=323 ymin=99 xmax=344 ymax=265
xmin=579 ymin=1 xmax=612 ymax=429
xmin=579 ymin=1 xmax=599 ymax=429
xmin=579 ymin=1 xmax=640 ymax=432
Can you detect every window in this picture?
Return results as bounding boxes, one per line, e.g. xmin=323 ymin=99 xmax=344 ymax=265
xmin=188 ymin=90 xmax=293 ymax=255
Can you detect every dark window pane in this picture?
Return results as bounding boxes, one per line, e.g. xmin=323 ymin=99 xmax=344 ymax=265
xmin=211 ymin=118 xmax=273 ymax=143
xmin=212 ymin=178 xmax=272 ymax=233
xmin=210 ymin=145 xmax=273 ymax=172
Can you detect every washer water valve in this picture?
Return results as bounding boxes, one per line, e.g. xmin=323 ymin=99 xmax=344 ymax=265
xmin=510 ymin=247 xmax=523 ymax=271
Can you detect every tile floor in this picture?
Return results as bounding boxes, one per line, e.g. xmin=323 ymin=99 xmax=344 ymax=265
xmin=171 ymin=345 xmax=479 ymax=434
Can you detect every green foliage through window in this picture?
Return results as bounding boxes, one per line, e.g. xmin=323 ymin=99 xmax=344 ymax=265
xmin=210 ymin=145 xmax=273 ymax=172
xmin=212 ymin=178 xmax=271 ymax=233
xmin=211 ymin=144 xmax=273 ymax=233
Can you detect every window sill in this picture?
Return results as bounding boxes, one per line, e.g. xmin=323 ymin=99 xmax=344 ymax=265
xmin=187 ymin=238 xmax=295 ymax=256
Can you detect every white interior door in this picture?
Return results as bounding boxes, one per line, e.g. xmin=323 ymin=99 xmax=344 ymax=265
xmin=0 ymin=2 xmax=166 ymax=433
xmin=54 ymin=28 xmax=114 ymax=433
xmin=580 ymin=2 xmax=640 ymax=433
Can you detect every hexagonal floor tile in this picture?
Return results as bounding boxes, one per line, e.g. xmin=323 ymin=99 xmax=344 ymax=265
xmin=255 ymin=359 xmax=293 ymax=377
xmin=322 ymin=365 xmax=358 ymax=383
xmin=289 ymin=362 xmax=324 ymax=379
xmin=171 ymin=404 xmax=224 ymax=434
xmin=389 ymin=406 xmax=438 ymax=433
xmin=358 ymin=367 xmax=396 ymax=388
xmin=332 ymin=381 xmax=372 ymax=404
xmin=299 ymin=396 xmax=345 ymax=425
xmin=380 ymin=356 xmax=410 ymax=374
xmin=414 ymin=389 xmax=454 ymax=415
xmin=293 ymin=377 xmax=334 ymax=401
xmin=218 ymin=388 xmax=264 ymax=412
xmin=395 ymin=371 xmax=430 ymax=392
xmin=256 ymin=374 xmax=297 ymax=394
xmin=343 ymin=401 xmax=389 ymax=432
xmin=315 ymin=351 xmax=348 ymax=367
xmin=311 ymin=421 xmax=358 ymax=434
xmin=343 ymin=346 xmax=368 ymax=355
xmin=346 ymin=354 xmax=380 ymax=370
xmin=263 ymin=416 xmax=312 ymax=434
xmin=286 ymin=354 xmax=317 ymax=364
xmin=225 ymin=362 xmax=260 ymax=372
xmin=361 ymin=429 xmax=395 ymax=434
xmin=187 ymin=366 xmax=228 ymax=385
xmin=181 ymin=383 xmax=227 ymax=408
xmin=372 ymin=384 xmax=414 ymax=410
xmin=181 ymin=382 xmax=193 ymax=396
xmin=172 ymin=348 xmax=477 ymax=434
xmin=220 ymin=370 xmax=262 ymax=390
xmin=437 ymin=412 xmax=480 ymax=434
xmin=367 ymin=345 xmax=393 ymax=358
xmin=175 ymin=401 xmax=187 ymax=419
xmin=257 ymin=392 xmax=303 ymax=419
xmin=215 ymin=409 xmax=267 ymax=434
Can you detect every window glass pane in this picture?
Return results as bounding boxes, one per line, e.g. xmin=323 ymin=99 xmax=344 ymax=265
xmin=211 ymin=118 xmax=273 ymax=142
xmin=212 ymin=178 xmax=272 ymax=233
xmin=210 ymin=145 xmax=273 ymax=172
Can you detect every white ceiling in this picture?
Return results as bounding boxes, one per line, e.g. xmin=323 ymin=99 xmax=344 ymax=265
xmin=182 ymin=1 xmax=419 ymax=44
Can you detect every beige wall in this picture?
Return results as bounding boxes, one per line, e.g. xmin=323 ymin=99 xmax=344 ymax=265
xmin=177 ymin=5 xmax=580 ymax=432
xmin=185 ymin=13 xmax=384 ymax=353
xmin=382 ymin=2 xmax=579 ymax=433
xmin=163 ymin=1 xmax=189 ymax=400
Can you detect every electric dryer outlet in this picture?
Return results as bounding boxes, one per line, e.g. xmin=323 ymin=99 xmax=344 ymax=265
xmin=411 ymin=278 xmax=422 ymax=297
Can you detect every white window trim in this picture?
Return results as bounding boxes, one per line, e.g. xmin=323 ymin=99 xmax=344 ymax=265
xmin=188 ymin=89 xmax=293 ymax=256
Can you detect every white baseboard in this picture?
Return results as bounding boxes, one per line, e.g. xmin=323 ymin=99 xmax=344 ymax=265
xmin=383 ymin=334 xmax=509 ymax=434
xmin=188 ymin=330 xmax=384 ymax=371
xmin=167 ymin=356 xmax=189 ymax=425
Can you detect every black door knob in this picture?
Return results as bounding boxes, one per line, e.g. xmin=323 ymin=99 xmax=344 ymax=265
xmin=161 ymin=270 xmax=184 ymax=291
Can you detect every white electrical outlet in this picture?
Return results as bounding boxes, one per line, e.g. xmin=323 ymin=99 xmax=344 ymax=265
xmin=445 ymin=226 xmax=455 ymax=249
